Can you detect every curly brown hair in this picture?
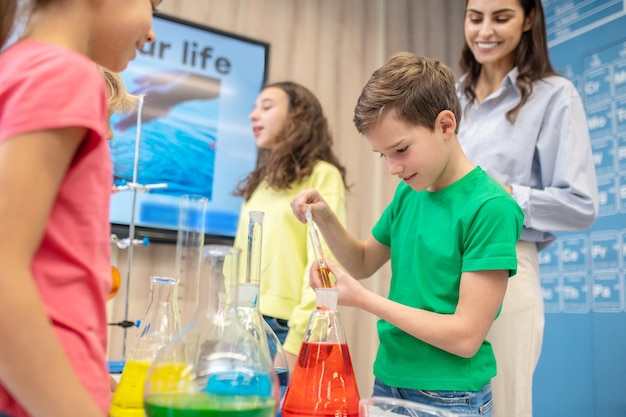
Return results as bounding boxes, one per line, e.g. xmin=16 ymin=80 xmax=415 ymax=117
xmin=459 ymin=0 xmax=556 ymax=123
xmin=235 ymin=81 xmax=348 ymax=200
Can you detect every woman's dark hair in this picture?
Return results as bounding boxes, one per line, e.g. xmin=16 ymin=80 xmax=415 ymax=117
xmin=235 ymin=81 xmax=348 ymax=200
xmin=459 ymin=0 xmax=556 ymax=123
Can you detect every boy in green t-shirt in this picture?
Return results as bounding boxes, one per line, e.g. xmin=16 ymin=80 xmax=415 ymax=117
xmin=290 ymin=53 xmax=523 ymax=416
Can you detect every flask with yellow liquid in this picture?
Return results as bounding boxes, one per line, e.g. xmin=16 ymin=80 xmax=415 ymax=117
xmin=144 ymin=245 xmax=279 ymax=417
xmin=110 ymin=275 xmax=181 ymax=417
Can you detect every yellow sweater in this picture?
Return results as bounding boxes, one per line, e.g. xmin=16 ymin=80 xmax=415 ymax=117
xmin=232 ymin=161 xmax=346 ymax=355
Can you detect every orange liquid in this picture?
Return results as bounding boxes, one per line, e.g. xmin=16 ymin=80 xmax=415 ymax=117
xmin=319 ymin=266 xmax=333 ymax=289
xmin=108 ymin=266 xmax=121 ymax=300
xmin=281 ymin=342 xmax=359 ymax=417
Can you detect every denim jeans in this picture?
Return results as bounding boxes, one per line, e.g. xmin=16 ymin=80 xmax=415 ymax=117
xmin=263 ymin=315 xmax=289 ymax=345
xmin=263 ymin=316 xmax=289 ymax=417
xmin=372 ymin=377 xmax=493 ymax=416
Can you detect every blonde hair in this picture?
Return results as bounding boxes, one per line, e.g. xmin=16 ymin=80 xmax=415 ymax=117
xmin=98 ymin=65 xmax=138 ymax=114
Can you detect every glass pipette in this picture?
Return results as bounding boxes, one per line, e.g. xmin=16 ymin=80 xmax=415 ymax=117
xmin=305 ymin=206 xmax=333 ymax=288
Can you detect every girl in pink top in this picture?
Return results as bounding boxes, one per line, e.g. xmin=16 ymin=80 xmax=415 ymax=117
xmin=0 ymin=2 xmax=161 ymax=417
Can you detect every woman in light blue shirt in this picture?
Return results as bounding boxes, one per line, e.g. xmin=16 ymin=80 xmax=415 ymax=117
xmin=457 ymin=1 xmax=599 ymax=417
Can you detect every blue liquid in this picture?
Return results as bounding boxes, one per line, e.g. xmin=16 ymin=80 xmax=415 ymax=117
xmin=205 ymin=371 xmax=272 ymax=397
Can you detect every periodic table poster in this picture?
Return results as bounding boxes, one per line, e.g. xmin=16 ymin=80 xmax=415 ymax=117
xmin=535 ymin=1 xmax=626 ymax=416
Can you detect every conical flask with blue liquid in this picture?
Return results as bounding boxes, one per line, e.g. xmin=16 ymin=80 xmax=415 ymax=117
xmin=143 ymin=245 xmax=279 ymax=417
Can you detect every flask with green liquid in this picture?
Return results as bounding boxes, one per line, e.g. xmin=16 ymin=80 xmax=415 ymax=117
xmin=144 ymin=245 xmax=279 ymax=417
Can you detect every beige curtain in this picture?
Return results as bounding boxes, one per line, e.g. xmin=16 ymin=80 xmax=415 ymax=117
xmin=108 ymin=0 xmax=466 ymax=396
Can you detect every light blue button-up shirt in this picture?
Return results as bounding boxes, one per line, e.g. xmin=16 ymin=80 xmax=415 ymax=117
xmin=457 ymin=68 xmax=599 ymax=250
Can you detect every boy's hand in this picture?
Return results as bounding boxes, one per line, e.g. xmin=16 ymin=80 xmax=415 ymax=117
xmin=291 ymin=188 xmax=331 ymax=223
xmin=309 ymin=258 xmax=365 ymax=308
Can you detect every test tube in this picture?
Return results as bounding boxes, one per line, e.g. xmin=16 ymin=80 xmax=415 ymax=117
xmin=305 ymin=206 xmax=333 ymax=288
xmin=246 ymin=211 xmax=265 ymax=285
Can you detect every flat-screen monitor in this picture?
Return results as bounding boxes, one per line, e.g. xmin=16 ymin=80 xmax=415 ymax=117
xmin=109 ymin=13 xmax=269 ymax=244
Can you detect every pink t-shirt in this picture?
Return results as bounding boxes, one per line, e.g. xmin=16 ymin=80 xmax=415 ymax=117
xmin=0 ymin=41 xmax=112 ymax=416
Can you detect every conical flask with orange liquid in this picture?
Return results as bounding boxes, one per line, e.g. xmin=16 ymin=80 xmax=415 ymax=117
xmin=281 ymin=287 xmax=360 ymax=417
xmin=110 ymin=275 xmax=181 ymax=417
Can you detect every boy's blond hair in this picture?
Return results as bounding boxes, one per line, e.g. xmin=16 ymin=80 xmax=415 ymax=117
xmin=98 ymin=65 xmax=138 ymax=114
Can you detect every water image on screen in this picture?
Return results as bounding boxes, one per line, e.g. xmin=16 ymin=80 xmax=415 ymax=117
xmin=111 ymin=69 xmax=221 ymax=199
xmin=109 ymin=13 xmax=269 ymax=243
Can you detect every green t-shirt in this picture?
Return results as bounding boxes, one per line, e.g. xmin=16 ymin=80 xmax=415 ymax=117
xmin=372 ymin=166 xmax=523 ymax=391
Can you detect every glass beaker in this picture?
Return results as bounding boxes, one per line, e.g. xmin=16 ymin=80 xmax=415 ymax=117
xmin=281 ymin=288 xmax=360 ymax=417
xmin=144 ymin=245 xmax=279 ymax=417
xmin=110 ymin=276 xmax=181 ymax=417
xmin=359 ymin=397 xmax=471 ymax=417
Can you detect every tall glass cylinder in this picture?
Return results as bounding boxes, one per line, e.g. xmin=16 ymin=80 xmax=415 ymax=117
xmin=241 ymin=211 xmax=290 ymax=415
xmin=175 ymin=194 xmax=208 ymax=328
xmin=144 ymin=245 xmax=279 ymax=417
